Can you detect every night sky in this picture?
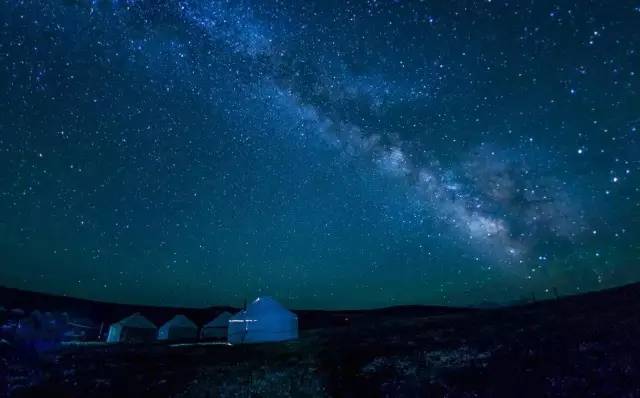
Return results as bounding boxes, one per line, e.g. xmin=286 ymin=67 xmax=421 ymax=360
xmin=1 ymin=0 xmax=639 ymax=309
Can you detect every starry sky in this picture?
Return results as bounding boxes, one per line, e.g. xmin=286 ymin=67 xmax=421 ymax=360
xmin=0 ymin=0 xmax=639 ymax=309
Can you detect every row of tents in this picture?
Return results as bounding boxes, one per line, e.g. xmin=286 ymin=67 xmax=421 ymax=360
xmin=107 ymin=296 xmax=298 ymax=345
xmin=107 ymin=312 xmax=230 ymax=342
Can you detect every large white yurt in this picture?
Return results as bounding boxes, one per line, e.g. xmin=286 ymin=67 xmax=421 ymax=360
xmin=227 ymin=297 xmax=298 ymax=344
xmin=157 ymin=314 xmax=198 ymax=341
xmin=106 ymin=313 xmax=157 ymax=343
xmin=200 ymin=311 xmax=232 ymax=339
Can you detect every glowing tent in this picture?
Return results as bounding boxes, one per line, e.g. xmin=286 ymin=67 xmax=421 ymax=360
xmin=106 ymin=313 xmax=156 ymax=343
xmin=157 ymin=314 xmax=198 ymax=341
xmin=227 ymin=297 xmax=298 ymax=344
xmin=200 ymin=311 xmax=232 ymax=339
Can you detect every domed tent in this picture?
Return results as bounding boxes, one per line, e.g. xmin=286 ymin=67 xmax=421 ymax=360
xmin=228 ymin=297 xmax=298 ymax=344
xmin=106 ymin=313 xmax=156 ymax=343
xmin=157 ymin=315 xmax=198 ymax=341
xmin=200 ymin=311 xmax=232 ymax=340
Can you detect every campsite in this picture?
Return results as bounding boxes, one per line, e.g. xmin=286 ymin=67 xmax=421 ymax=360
xmin=2 ymin=282 xmax=640 ymax=397
xmin=2 ymin=0 xmax=638 ymax=395
xmin=0 ymin=294 xmax=300 ymax=348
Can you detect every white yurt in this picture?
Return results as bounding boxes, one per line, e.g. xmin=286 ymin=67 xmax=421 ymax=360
xmin=227 ymin=297 xmax=298 ymax=344
xmin=157 ymin=314 xmax=198 ymax=341
xmin=106 ymin=313 xmax=157 ymax=343
xmin=200 ymin=311 xmax=232 ymax=339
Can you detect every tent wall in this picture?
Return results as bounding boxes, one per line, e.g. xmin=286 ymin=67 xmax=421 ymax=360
xmin=158 ymin=326 xmax=197 ymax=341
xmin=107 ymin=325 xmax=156 ymax=343
xmin=200 ymin=326 xmax=227 ymax=339
xmin=121 ymin=326 xmax=156 ymax=343
xmin=228 ymin=316 xmax=298 ymax=344
xmin=106 ymin=325 xmax=121 ymax=343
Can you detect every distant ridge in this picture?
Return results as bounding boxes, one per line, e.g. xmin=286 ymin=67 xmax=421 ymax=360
xmin=0 ymin=285 xmax=236 ymax=327
xmin=0 ymin=285 xmax=469 ymax=329
xmin=2 ymin=281 xmax=640 ymax=329
xmin=516 ymin=280 xmax=640 ymax=311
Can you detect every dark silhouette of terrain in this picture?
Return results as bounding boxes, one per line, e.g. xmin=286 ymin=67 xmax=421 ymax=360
xmin=0 ymin=286 xmax=237 ymax=329
xmin=0 ymin=285 xmax=470 ymax=330
xmin=2 ymin=282 xmax=640 ymax=397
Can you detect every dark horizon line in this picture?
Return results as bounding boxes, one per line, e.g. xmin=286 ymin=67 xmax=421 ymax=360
xmin=2 ymin=281 xmax=637 ymax=313
xmin=0 ymin=284 xmax=475 ymax=312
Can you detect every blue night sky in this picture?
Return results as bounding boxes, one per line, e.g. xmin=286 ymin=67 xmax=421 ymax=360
xmin=0 ymin=0 xmax=638 ymax=309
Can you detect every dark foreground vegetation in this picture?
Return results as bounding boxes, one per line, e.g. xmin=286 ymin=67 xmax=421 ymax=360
xmin=2 ymin=283 xmax=640 ymax=397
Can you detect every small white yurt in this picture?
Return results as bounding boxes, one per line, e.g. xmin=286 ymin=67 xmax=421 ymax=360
xmin=157 ymin=315 xmax=198 ymax=341
xmin=227 ymin=297 xmax=298 ymax=344
xmin=200 ymin=311 xmax=232 ymax=340
xmin=106 ymin=313 xmax=157 ymax=343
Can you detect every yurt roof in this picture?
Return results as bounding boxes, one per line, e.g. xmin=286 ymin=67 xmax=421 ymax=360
xmin=230 ymin=297 xmax=296 ymax=320
xmin=162 ymin=314 xmax=197 ymax=329
xmin=115 ymin=313 xmax=157 ymax=329
xmin=204 ymin=311 xmax=232 ymax=327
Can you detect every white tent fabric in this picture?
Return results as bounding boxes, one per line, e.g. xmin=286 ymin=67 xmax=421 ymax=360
xmin=157 ymin=314 xmax=198 ymax=340
xmin=227 ymin=297 xmax=298 ymax=344
xmin=106 ymin=313 xmax=157 ymax=343
xmin=200 ymin=311 xmax=232 ymax=339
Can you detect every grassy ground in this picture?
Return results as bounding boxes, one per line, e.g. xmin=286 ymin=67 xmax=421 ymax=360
xmin=3 ymin=284 xmax=640 ymax=397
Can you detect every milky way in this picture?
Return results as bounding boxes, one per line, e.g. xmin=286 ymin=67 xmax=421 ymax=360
xmin=0 ymin=0 xmax=638 ymax=308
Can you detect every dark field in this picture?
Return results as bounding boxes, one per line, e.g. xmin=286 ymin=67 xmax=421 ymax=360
xmin=2 ymin=283 xmax=640 ymax=397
